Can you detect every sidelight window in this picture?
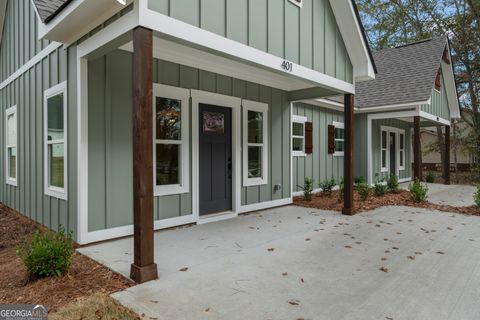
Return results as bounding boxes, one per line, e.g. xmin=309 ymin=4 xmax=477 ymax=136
xmin=381 ymin=129 xmax=388 ymax=172
xmin=154 ymin=84 xmax=190 ymax=196
xmin=243 ymin=100 xmax=268 ymax=186
xmin=5 ymin=106 xmax=17 ymax=186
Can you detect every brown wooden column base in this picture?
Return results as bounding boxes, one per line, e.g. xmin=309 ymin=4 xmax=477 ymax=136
xmin=130 ymin=263 xmax=158 ymax=284
xmin=342 ymin=207 xmax=354 ymax=216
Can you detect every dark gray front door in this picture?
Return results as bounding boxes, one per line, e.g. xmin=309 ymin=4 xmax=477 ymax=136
xmin=199 ymin=104 xmax=232 ymax=216
xmin=389 ymin=132 xmax=396 ymax=176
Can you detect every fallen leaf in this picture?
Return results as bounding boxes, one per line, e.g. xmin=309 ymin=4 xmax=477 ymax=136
xmin=469 ymin=239 xmax=475 ymax=242
xmin=436 ymin=251 xmax=445 ymax=255
xmin=415 ymin=252 xmax=423 ymax=255
xmin=305 ymin=238 xmax=311 ymax=241
xmin=288 ymin=299 xmax=300 ymax=306
xmin=205 ymin=308 xmax=210 ymax=312
xmin=447 ymin=227 xmax=453 ymax=230
xmin=267 ymin=248 xmax=275 ymax=252
xmin=344 ymin=245 xmax=352 ymax=249
xmin=385 ymin=250 xmax=391 ymax=254
xmin=150 ymin=300 xmax=158 ymax=304
xmin=392 ymin=247 xmax=399 ymax=250
xmin=407 ymin=256 xmax=416 ymax=260
xmin=381 ymin=257 xmax=387 ymax=261
xmin=379 ymin=267 xmax=388 ymax=273
xmin=179 ymin=267 xmax=189 ymax=272
xmin=282 ymin=272 xmax=288 ymax=276
xmin=355 ymin=242 xmax=362 ymax=245
xmin=300 ymin=278 xmax=304 ymax=283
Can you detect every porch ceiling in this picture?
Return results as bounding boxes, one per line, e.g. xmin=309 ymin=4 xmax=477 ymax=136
xmin=118 ymin=36 xmax=341 ymax=96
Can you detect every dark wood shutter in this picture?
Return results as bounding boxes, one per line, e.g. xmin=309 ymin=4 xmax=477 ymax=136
xmin=304 ymin=122 xmax=313 ymax=154
xmin=435 ymin=69 xmax=441 ymax=91
xmin=328 ymin=125 xmax=335 ymax=154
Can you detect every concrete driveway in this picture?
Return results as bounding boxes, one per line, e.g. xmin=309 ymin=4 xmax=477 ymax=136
xmin=79 ymin=206 xmax=480 ymax=320
xmin=400 ymin=182 xmax=476 ymax=207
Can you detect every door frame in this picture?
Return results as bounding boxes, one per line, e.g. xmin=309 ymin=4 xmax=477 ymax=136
xmin=380 ymin=125 xmax=405 ymax=179
xmin=191 ymin=89 xmax=242 ymax=224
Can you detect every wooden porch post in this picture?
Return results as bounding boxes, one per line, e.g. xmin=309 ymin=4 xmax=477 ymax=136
xmin=342 ymin=94 xmax=354 ymax=215
xmin=413 ymin=116 xmax=422 ymax=181
xmin=445 ymin=125 xmax=451 ymax=185
xmin=130 ymin=26 xmax=158 ymax=284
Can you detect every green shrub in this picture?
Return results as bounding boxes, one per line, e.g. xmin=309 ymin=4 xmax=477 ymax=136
xmin=387 ymin=174 xmax=399 ymax=193
xmin=339 ymin=177 xmax=345 ymax=200
xmin=474 ymin=185 xmax=480 ymax=207
xmin=374 ymin=176 xmax=387 ymax=197
xmin=426 ymin=171 xmax=436 ymax=183
xmin=17 ymin=226 xmax=74 ymax=278
xmin=319 ymin=177 xmax=336 ymax=196
xmin=354 ymin=176 xmax=366 ymax=185
xmin=357 ymin=182 xmax=370 ymax=201
xmin=409 ymin=179 xmax=429 ymax=203
xmin=299 ymin=178 xmax=314 ymax=201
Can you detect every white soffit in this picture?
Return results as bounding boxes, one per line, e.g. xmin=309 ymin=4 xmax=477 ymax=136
xmin=119 ymin=38 xmax=317 ymax=92
xmin=0 ymin=0 xmax=7 ymax=46
xmin=329 ymin=0 xmax=376 ymax=82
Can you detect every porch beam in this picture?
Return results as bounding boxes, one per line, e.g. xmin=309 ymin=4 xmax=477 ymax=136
xmin=130 ymin=26 xmax=158 ymax=284
xmin=342 ymin=93 xmax=354 ymax=215
xmin=287 ymin=87 xmax=339 ymax=101
xmin=445 ymin=125 xmax=451 ymax=185
xmin=413 ymin=116 xmax=422 ymax=181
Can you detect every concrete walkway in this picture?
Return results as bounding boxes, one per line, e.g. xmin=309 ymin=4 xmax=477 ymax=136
xmin=400 ymin=182 xmax=476 ymax=207
xmin=79 ymin=205 xmax=480 ymax=320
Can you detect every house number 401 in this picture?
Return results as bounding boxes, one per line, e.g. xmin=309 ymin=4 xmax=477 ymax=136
xmin=281 ymin=61 xmax=293 ymax=72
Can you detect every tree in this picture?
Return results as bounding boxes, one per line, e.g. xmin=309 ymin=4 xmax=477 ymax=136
xmin=357 ymin=0 xmax=480 ymax=177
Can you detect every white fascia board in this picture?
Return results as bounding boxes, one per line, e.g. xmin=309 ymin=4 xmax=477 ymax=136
xmin=0 ymin=0 xmax=6 ymax=46
xmin=329 ymin=0 xmax=375 ymax=82
xmin=139 ymin=7 xmax=355 ymax=94
xmin=441 ymin=43 xmax=461 ymax=119
xmin=355 ymin=101 xmax=429 ymax=114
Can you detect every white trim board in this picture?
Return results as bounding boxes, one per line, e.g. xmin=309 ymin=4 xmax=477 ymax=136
xmin=0 ymin=42 xmax=63 ymax=91
xmin=5 ymin=105 xmax=18 ymax=187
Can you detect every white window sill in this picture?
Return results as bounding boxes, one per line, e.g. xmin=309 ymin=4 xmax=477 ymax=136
xmin=155 ymin=185 xmax=189 ymax=197
xmin=6 ymin=179 xmax=18 ymax=187
xmin=293 ymin=151 xmax=306 ymax=157
xmin=399 ymin=167 xmax=405 ymax=171
xmin=243 ymin=178 xmax=268 ymax=187
xmin=381 ymin=168 xmax=389 ymax=173
xmin=45 ymin=187 xmax=67 ymax=200
xmin=333 ymin=152 xmax=344 ymax=157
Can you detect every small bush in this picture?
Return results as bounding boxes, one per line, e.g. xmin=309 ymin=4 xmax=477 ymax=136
xmin=374 ymin=176 xmax=387 ymax=197
xmin=299 ymin=178 xmax=314 ymax=201
xmin=17 ymin=226 xmax=74 ymax=278
xmin=387 ymin=174 xmax=399 ymax=194
xmin=474 ymin=185 xmax=480 ymax=207
xmin=357 ymin=182 xmax=370 ymax=201
xmin=426 ymin=171 xmax=436 ymax=183
xmin=354 ymin=176 xmax=366 ymax=185
xmin=409 ymin=179 xmax=429 ymax=203
xmin=319 ymin=177 xmax=336 ymax=196
xmin=339 ymin=177 xmax=345 ymax=201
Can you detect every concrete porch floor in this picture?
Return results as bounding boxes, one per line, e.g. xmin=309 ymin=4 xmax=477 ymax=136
xmin=400 ymin=182 xmax=476 ymax=207
xmin=78 ymin=205 xmax=480 ymax=320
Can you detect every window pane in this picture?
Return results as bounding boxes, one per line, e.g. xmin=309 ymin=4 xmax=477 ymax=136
xmin=248 ymin=146 xmax=262 ymax=178
xmin=335 ymin=140 xmax=345 ymax=152
xmin=47 ymin=93 xmax=64 ymax=141
xmin=292 ymin=122 xmax=304 ymax=136
xmin=248 ymin=111 xmax=263 ymax=144
xmin=400 ymin=134 xmax=404 ymax=149
xmin=203 ymin=111 xmax=224 ymax=134
xmin=7 ymin=113 xmax=16 ymax=146
xmin=381 ymin=131 xmax=387 ymax=149
xmin=293 ymin=137 xmax=303 ymax=151
xmin=8 ymin=147 xmax=16 ymax=179
xmin=400 ymin=151 xmax=404 ymax=166
xmin=49 ymin=143 xmax=64 ymax=188
xmin=156 ymin=97 xmax=181 ymax=140
xmin=335 ymin=128 xmax=345 ymax=140
xmin=381 ymin=150 xmax=387 ymax=168
xmin=156 ymin=144 xmax=180 ymax=185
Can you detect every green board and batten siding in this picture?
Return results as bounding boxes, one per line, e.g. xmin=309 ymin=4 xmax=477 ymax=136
xmin=292 ymin=103 xmax=344 ymax=192
xmin=148 ymin=0 xmax=353 ymax=83
xmin=421 ymin=75 xmax=451 ymax=121
xmin=88 ymin=50 xmax=291 ymax=232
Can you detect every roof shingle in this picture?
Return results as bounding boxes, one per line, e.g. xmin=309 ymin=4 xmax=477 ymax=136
xmin=32 ymin=0 xmax=72 ymax=23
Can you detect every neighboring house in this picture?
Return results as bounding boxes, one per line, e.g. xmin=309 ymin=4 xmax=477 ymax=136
xmin=311 ymin=37 xmax=460 ymax=185
xmin=0 ymin=0 xmax=376 ymax=282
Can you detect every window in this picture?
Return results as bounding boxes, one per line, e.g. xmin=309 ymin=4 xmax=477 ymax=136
xmin=154 ymin=84 xmax=190 ymax=196
xmin=381 ymin=129 xmax=388 ymax=172
xmin=44 ymin=82 xmax=67 ymax=199
xmin=5 ymin=106 xmax=17 ymax=186
xmin=399 ymin=132 xmax=405 ymax=170
xmin=292 ymin=115 xmax=307 ymax=157
xmin=243 ymin=100 xmax=268 ymax=186
xmin=333 ymin=121 xmax=345 ymax=156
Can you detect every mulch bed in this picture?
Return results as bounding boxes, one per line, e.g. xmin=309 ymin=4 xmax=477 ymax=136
xmin=294 ymin=190 xmax=480 ymax=216
xmin=0 ymin=203 xmax=133 ymax=312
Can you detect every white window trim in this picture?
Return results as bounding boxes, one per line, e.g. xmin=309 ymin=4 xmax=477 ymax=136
xmin=153 ymin=84 xmax=190 ymax=196
xmin=381 ymin=128 xmax=389 ymax=173
xmin=332 ymin=121 xmax=345 ymax=157
xmin=292 ymin=115 xmax=307 ymax=157
xmin=5 ymin=105 xmax=18 ymax=186
xmin=242 ymin=100 xmax=269 ymax=187
xmin=399 ymin=132 xmax=405 ymax=170
xmin=44 ymin=81 xmax=68 ymax=200
xmin=288 ymin=0 xmax=303 ymax=8
xmin=380 ymin=126 xmax=406 ymax=174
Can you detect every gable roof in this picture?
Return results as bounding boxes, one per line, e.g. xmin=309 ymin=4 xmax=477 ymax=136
xmin=355 ymin=36 xmax=449 ymax=109
xmin=0 ymin=0 xmax=6 ymax=45
xmin=32 ymin=0 xmax=72 ymax=23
